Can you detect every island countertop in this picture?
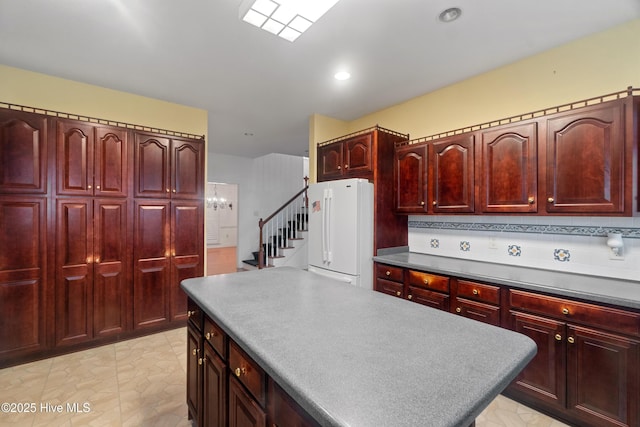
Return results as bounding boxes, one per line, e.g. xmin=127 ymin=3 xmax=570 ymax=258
xmin=181 ymin=266 xmax=536 ymax=427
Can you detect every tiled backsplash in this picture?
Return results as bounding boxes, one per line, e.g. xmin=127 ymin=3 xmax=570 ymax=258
xmin=408 ymin=216 xmax=640 ymax=282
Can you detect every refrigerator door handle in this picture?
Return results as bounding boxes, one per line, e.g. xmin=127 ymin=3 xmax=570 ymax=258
xmin=326 ymin=188 xmax=333 ymax=263
xmin=322 ymin=188 xmax=328 ymax=263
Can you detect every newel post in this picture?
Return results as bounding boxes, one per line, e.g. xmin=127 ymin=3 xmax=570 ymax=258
xmin=258 ymin=218 xmax=265 ymax=269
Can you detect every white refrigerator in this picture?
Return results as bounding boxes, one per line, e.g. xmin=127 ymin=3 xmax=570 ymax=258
xmin=307 ymin=178 xmax=373 ymax=289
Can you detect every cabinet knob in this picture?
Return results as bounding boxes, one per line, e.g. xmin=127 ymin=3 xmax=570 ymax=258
xmin=420 ymin=201 xmax=425 ymax=206
xmin=562 ymin=308 xmax=569 ymax=315
xmin=555 ymin=334 xmax=562 ymax=341
xmin=166 ymin=188 xmax=170 ymax=193
xmin=344 ymin=165 xmax=348 ymax=169
xmin=172 ymin=189 xmax=176 ymax=193
xmin=528 ymin=196 xmax=534 ymax=204
xmin=395 ymin=291 xmax=401 ymax=297
xmin=95 ymin=257 xmax=100 ymax=263
xmin=455 ymin=307 xmax=461 ymax=313
xmin=386 ymin=270 xmax=391 ymax=276
xmin=88 ymin=185 xmax=92 ymax=189
xmin=423 ymin=279 xmax=429 ymax=286
xmin=408 ymin=294 xmax=413 ymax=300
xmin=192 ymin=348 xmax=197 ymax=356
xmin=234 ymin=367 xmax=246 ymax=377
xmin=472 ymin=289 xmax=479 ymax=295
xmin=198 ymin=356 xmax=206 ymax=366
xmin=96 ymin=185 xmax=100 ymax=190
xmin=337 ymin=166 xmax=341 ymax=170
xmin=547 ymin=197 xmax=554 ymax=203
xmin=205 ymin=331 xmax=216 ymax=340
xmin=432 ymin=201 xmax=437 ymax=206
xmin=187 ymin=310 xmax=197 ymax=317
xmin=568 ymin=337 xmax=575 ymax=344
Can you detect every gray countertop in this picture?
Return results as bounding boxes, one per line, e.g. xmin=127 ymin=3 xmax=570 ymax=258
xmin=181 ymin=267 xmax=536 ymax=427
xmin=373 ymin=250 xmax=640 ymax=311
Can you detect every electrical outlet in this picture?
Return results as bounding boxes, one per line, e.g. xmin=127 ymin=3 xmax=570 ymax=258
xmin=609 ymin=248 xmax=625 ymax=260
xmin=488 ymin=237 xmax=498 ymax=249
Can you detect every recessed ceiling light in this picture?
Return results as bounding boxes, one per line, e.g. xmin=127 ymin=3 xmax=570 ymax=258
xmin=438 ymin=7 xmax=462 ymax=23
xmin=334 ymin=71 xmax=351 ymax=80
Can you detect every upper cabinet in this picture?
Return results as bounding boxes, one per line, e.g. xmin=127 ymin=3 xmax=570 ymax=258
xmin=395 ymin=89 xmax=639 ymax=216
xmin=0 ymin=110 xmax=48 ymax=194
xmin=317 ymin=133 xmax=373 ymax=181
xmin=134 ymin=132 xmax=204 ymax=199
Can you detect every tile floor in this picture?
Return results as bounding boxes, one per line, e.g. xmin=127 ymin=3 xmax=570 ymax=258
xmin=0 ymin=328 xmax=569 ymax=427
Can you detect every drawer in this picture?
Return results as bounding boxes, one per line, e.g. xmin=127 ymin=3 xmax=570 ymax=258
xmin=375 ymin=278 xmax=404 ymax=298
xmin=509 ymin=289 xmax=640 ymax=337
xmin=203 ymin=315 xmax=227 ymax=359
xmin=456 ymin=280 xmax=500 ymax=305
xmin=408 ymin=270 xmax=450 ymax=293
xmin=376 ymin=264 xmax=403 ymax=282
xmin=187 ymin=298 xmax=203 ymax=331
xmin=453 ymin=298 xmax=501 ymax=327
xmin=229 ymin=341 xmax=266 ymax=406
xmin=408 ymin=286 xmax=450 ymax=312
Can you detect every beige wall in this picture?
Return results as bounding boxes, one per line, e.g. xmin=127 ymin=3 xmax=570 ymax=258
xmin=308 ymin=19 xmax=640 ymax=182
xmin=0 ymin=64 xmax=207 ymax=138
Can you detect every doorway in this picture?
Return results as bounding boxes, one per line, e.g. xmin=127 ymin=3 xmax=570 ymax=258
xmin=206 ymin=182 xmax=238 ymax=275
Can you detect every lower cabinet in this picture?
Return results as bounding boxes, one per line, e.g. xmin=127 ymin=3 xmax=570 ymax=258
xmin=187 ymin=299 xmax=319 ymax=427
xmin=373 ymin=262 xmax=640 ymax=427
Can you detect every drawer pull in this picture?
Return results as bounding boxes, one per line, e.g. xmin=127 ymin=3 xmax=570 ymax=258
xmin=408 ymin=294 xmax=413 ymax=300
xmin=455 ymin=307 xmax=461 ymax=313
xmin=198 ymin=356 xmax=206 ymax=366
xmin=205 ymin=331 xmax=217 ymax=340
xmin=395 ymin=291 xmax=401 ymax=297
xmin=386 ymin=270 xmax=391 ymax=276
xmin=472 ymin=289 xmax=479 ymax=295
xmin=234 ymin=367 xmax=246 ymax=377
xmin=423 ymin=279 xmax=429 ymax=286
xmin=187 ymin=310 xmax=196 ymax=317
xmin=555 ymin=334 xmax=562 ymax=341
xmin=562 ymin=308 xmax=569 ymax=315
xmin=568 ymin=337 xmax=575 ymax=344
xmin=547 ymin=197 xmax=554 ymax=203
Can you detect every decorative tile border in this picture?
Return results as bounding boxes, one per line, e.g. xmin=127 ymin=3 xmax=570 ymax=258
xmin=408 ymin=220 xmax=640 ymax=239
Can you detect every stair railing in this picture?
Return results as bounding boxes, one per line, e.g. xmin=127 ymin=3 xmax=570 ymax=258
xmin=258 ymin=177 xmax=309 ymax=269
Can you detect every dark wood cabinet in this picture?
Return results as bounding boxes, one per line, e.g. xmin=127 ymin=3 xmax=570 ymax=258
xmin=0 ymin=196 xmax=48 ymax=360
xmin=267 ymin=378 xmax=320 ymax=427
xmin=187 ymin=321 xmax=203 ymax=426
xmin=0 ymin=110 xmax=48 ymax=194
xmin=431 ymin=134 xmax=475 ymax=213
xmin=229 ymin=376 xmax=266 ymax=427
xmin=203 ymin=342 xmax=228 ymax=427
xmin=317 ymin=133 xmax=372 ymax=181
xmin=481 ymin=123 xmax=537 ymax=213
xmin=395 ymin=144 xmax=427 ymax=213
xmin=451 ymin=279 xmax=501 ymax=326
xmin=507 ymin=289 xmax=640 ymax=427
xmin=544 ymin=100 xmax=626 ymax=214
xmin=134 ymin=133 xmax=203 ymax=199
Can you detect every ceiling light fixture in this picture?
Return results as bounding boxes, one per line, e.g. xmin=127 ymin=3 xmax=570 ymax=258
xmin=239 ymin=0 xmax=340 ymax=42
xmin=438 ymin=7 xmax=462 ymax=23
xmin=334 ymin=71 xmax=351 ymax=80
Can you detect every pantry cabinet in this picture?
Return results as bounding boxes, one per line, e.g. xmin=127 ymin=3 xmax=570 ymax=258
xmin=0 ymin=105 xmax=205 ymax=368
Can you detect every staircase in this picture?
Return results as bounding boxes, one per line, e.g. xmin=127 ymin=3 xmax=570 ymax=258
xmin=242 ymin=179 xmax=309 ymax=269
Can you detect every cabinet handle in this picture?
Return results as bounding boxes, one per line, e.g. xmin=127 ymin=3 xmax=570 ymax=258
xmin=432 ymin=201 xmax=437 ymax=206
xmin=423 ymin=278 xmax=429 ymax=286
xmin=386 ymin=270 xmax=391 ymax=276
xmin=337 ymin=166 xmax=341 ymax=170
xmin=472 ymin=289 xmax=479 ymax=295
xmin=96 ymin=185 xmax=100 ymax=190
xmin=547 ymin=197 xmax=554 ymax=203
xmin=234 ymin=367 xmax=246 ymax=377
xmin=408 ymin=294 xmax=413 ymax=300
xmin=395 ymin=291 xmax=401 ymax=297
xmin=344 ymin=165 xmax=348 ymax=169
xmin=198 ymin=356 xmax=206 ymax=366
xmin=172 ymin=189 xmax=176 ymax=193
xmin=567 ymin=337 xmax=575 ymax=344
xmin=205 ymin=331 xmax=217 ymax=340
xmin=455 ymin=307 xmax=462 ymax=313
xmin=555 ymin=334 xmax=562 ymax=341
xmin=95 ymin=257 xmax=100 ymax=263
xmin=192 ymin=348 xmax=198 ymax=356
xmin=528 ymin=196 xmax=534 ymax=204
xmin=420 ymin=201 xmax=425 ymax=206
xmin=166 ymin=188 xmax=170 ymax=193
xmin=562 ymin=308 xmax=569 ymax=315
xmin=88 ymin=184 xmax=92 ymax=189
xmin=187 ymin=310 xmax=197 ymax=317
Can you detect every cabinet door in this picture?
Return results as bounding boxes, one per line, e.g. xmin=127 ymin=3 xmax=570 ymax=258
xmin=481 ymin=123 xmax=537 ymax=213
xmin=509 ymin=311 xmax=566 ymax=409
xmin=0 ymin=197 xmax=47 ymax=359
xmin=267 ymin=378 xmax=319 ymax=427
xmin=134 ymin=133 xmax=171 ymax=198
xmin=170 ymin=201 xmax=204 ymax=321
xmin=0 ymin=110 xmax=48 ymax=194
xmin=172 ymin=138 xmax=203 ymax=199
xmin=395 ymin=144 xmax=427 ymax=213
xmin=55 ymin=198 xmax=93 ymax=346
xmin=133 ymin=200 xmax=170 ymax=328
xmin=56 ymin=120 xmax=95 ymax=197
xmin=317 ymin=143 xmax=343 ymax=181
xmin=203 ymin=343 xmax=228 ymax=427
xmin=566 ymin=325 xmax=639 ymax=427
xmin=344 ymin=134 xmax=372 ymax=177
xmin=187 ymin=323 xmax=202 ymax=425
xmin=94 ymin=126 xmax=129 ymax=198
xmin=431 ymin=134 xmax=475 ymax=213
xmin=545 ymin=101 xmax=625 ymax=214
xmin=228 ymin=376 xmax=266 ymax=427
xmin=93 ymin=199 xmax=129 ymax=337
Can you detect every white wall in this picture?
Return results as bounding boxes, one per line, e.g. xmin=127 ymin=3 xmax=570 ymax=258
xmin=408 ymin=215 xmax=640 ymax=282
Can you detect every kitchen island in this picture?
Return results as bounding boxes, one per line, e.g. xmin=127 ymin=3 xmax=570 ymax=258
xmin=181 ymin=266 xmax=536 ymax=427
